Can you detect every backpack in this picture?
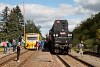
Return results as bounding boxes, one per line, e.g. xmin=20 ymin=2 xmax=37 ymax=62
xmin=78 ymin=43 xmax=83 ymax=49
xmin=7 ymin=43 xmax=9 ymax=47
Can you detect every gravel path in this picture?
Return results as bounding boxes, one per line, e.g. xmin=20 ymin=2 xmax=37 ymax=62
xmin=21 ymin=50 xmax=64 ymax=67
xmin=69 ymin=50 xmax=100 ymax=67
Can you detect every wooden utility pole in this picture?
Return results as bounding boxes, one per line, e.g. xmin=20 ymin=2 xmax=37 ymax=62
xmin=23 ymin=2 xmax=26 ymax=37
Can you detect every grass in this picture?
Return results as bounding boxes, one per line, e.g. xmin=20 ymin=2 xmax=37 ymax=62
xmin=0 ymin=46 xmax=3 ymax=52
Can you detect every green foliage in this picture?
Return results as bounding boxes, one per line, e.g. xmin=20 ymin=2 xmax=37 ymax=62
xmin=0 ymin=6 xmax=9 ymax=40
xmin=96 ymin=29 xmax=100 ymax=39
xmin=6 ymin=6 xmax=24 ymax=39
xmin=0 ymin=5 xmax=41 ymax=41
xmin=41 ymin=37 xmax=46 ymax=40
xmin=25 ymin=20 xmax=41 ymax=33
xmin=72 ymin=38 xmax=80 ymax=47
xmin=84 ymin=39 xmax=94 ymax=48
xmin=73 ymin=12 xmax=100 ymax=53
xmin=1 ymin=6 xmax=9 ymax=21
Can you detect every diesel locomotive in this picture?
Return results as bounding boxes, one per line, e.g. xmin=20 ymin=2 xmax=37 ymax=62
xmin=48 ymin=20 xmax=73 ymax=54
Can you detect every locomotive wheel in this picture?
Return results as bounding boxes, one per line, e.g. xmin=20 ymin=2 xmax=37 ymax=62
xmin=54 ymin=49 xmax=59 ymax=54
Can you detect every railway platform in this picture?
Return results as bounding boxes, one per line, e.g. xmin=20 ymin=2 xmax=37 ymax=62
xmin=0 ymin=47 xmax=25 ymax=59
xmin=69 ymin=50 xmax=100 ymax=67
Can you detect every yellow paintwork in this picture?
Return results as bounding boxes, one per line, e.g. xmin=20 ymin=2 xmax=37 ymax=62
xmin=25 ymin=33 xmax=40 ymax=49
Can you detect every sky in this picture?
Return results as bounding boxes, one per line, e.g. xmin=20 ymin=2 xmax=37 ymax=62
xmin=0 ymin=0 xmax=100 ymax=37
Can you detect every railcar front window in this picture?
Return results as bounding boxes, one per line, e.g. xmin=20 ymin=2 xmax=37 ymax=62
xmin=27 ymin=37 xmax=38 ymax=40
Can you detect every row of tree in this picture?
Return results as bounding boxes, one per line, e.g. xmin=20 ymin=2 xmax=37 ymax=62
xmin=73 ymin=12 xmax=100 ymax=53
xmin=0 ymin=5 xmax=41 ymax=41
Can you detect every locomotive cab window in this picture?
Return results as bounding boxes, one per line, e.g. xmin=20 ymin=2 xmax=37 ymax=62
xmin=62 ymin=24 xmax=65 ymax=27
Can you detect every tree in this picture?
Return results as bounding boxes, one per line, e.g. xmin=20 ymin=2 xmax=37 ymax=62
xmin=0 ymin=5 xmax=41 ymax=41
xmin=25 ymin=20 xmax=41 ymax=34
xmin=13 ymin=5 xmax=24 ymax=37
xmin=73 ymin=12 xmax=100 ymax=53
xmin=1 ymin=5 xmax=24 ymax=40
xmin=1 ymin=6 xmax=9 ymax=22
xmin=0 ymin=6 xmax=9 ymax=40
xmin=96 ymin=29 xmax=100 ymax=53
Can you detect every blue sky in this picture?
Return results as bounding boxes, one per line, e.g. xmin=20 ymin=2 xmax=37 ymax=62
xmin=0 ymin=0 xmax=74 ymax=7
xmin=0 ymin=0 xmax=100 ymax=36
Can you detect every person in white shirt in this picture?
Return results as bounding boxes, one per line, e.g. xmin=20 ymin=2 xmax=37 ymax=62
xmin=78 ymin=41 xmax=84 ymax=57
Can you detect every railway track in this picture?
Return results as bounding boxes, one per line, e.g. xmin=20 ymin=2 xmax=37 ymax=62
xmin=84 ymin=51 xmax=100 ymax=58
xmin=0 ymin=52 xmax=16 ymax=59
xmin=68 ymin=54 xmax=94 ymax=67
xmin=75 ymin=50 xmax=100 ymax=58
xmin=17 ymin=50 xmax=39 ymax=67
xmin=0 ymin=50 xmax=39 ymax=67
xmin=56 ymin=55 xmax=70 ymax=67
xmin=0 ymin=50 xmax=28 ymax=67
xmin=56 ymin=54 xmax=94 ymax=67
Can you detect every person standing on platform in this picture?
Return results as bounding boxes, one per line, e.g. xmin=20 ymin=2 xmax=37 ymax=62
xmin=7 ymin=41 xmax=12 ymax=54
xmin=37 ymin=42 xmax=40 ymax=50
xmin=3 ymin=40 xmax=7 ymax=54
xmin=12 ymin=39 xmax=16 ymax=52
xmin=17 ymin=42 xmax=21 ymax=62
xmin=41 ymin=40 xmax=44 ymax=50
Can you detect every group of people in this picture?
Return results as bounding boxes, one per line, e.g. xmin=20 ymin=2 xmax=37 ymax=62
xmin=36 ymin=40 xmax=44 ymax=50
xmin=0 ymin=39 xmax=19 ymax=54
xmin=0 ymin=38 xmax=22 ymax=62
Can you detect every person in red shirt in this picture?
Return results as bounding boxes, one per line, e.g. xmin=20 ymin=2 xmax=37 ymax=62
xmin=2 ymin=41 xmax=7 ymax=54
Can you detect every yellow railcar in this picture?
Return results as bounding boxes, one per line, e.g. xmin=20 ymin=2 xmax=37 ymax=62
xmin=25 ymin=33 xmax=40 ymax=49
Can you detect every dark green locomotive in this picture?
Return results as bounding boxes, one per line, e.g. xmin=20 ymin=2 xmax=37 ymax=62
xmin=48 ymin=20 xmax=73 ymax=54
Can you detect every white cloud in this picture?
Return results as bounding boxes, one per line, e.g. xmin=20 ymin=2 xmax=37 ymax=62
xmin=68 ymin=19 xmax=81 ymax=25
xmin=67 ymin=18 xmax=82 ymax=31
xmin=68 ymin=25 xmax=76 ymax=31
xmin=19 ymin=4 xmax=83 ymax=36
xmin=0 ymin=3 xmax=6 ymax=12
xmin=74 ymin=0 xmax=99 ymax=5
xmin=74 ymin=0 xmax=100 ymax=11
xmin=0 ymin=3 xmax=13 ymax=12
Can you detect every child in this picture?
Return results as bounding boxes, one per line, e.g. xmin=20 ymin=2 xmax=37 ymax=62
xmin=37 ymin=42 xmax=40 ymax=50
